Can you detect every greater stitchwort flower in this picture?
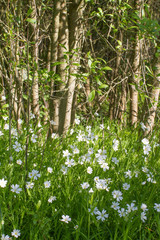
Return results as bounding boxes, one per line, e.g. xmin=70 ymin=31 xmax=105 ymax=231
xmin=60 ymin=215 xmax=71 ymax=223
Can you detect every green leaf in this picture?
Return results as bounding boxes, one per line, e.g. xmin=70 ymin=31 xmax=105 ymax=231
xmin=36 ymin=200 xmax=41 ymax=211
xmin=98 ymin=8 xmax=103 ymax=16
xmin=52 ymin=62 xmax=65 ymax=66
xmin=23 ymin=94 xmax=28 ymax=100
xmin=88 ymin=59 xmax=92 ymax=68
xmin=145 ymin=66 xmax=154 ymax=76
xmin=102 ymin=66 xmax=112 ymax=71
xmin=26 ymin=18 xmax=36 ymax=24
xmin=27 ymin=8 xmax=33 ymax=17
xmin=88 ymin=90 xmax=95 ymax=102
xmin=99 ymin=84 xmax=108 ymax=89
xmin=2 ymin=104 xmax=9 ymax=109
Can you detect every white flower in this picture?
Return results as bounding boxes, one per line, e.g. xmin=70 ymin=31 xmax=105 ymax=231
xmin=95 ymin=179 xmax=108 ymax=190
xmin=74 ymin=225 xmax=78 ymax=229
xmin=113 ymin=139 xmax=119 ymax=151
xmin=1 ymin=234 xmax=10 ymax=240
xmin=16 ymin=159 xmax=22 ymax=165
xmin=124 ymin=170 xmax=132 ymax=179
xmin=142 ymin=138 xmax=149 ymax=145
xmin=18 ymin=119 xmax=23 ymax=124
xmin=73 ymin=148 xmax=79 ymax=154
xmin=11 ymin=128 xmax=18 ymax=137
xmin=0 ymin=178 xmax=7 ymax=188
xmin=60 ymin=215 xmax=71 ymax=223
xmin=142 ymin=167 xmax=149 ymax=173
xmin=88 ymin=148 xmax=94 ymax=155
xmin=13 ymin=141 xmax=22 ymax=152
xmin=31 ymin=134 xmax=38 ymax=143
xmin=112 ymin=190 xmax=123 ymax=202
xmin=4 ymin=124 xmax=9 ymax=130
xmin=123 ymin=183 xmax=130 ymax=190
xmin=26 ymin=182 xmax=34 ymax=189
xmin=50 ymin=120 xmax=56 ymax=125
xmin=96 ymin=209 xmax=109 ymax=221
xmin=11 ymin=229 xmax=21 ymax=238
xmin=1 ymin=96 xmax=6 ymax=101
xmin=28 ymin=169 xmax=40 ymax=180
xmin=11 ymin=184 xmax=22 ymax=194
xmin=65 ymin=158 xmax=75 ymax=167
xmin=61 ymin=165 xmax=68 ymax=175
xmin=70 ymin=129 xmax=74 ymax=135
xmin=154 ymin=203 xmax=160 ymax=212
xmin=96 ymin=149 xmax=107 ymax=160
xmin=143 ymin=144 xmax=151 ymax=155
xmin=44 ymin=181 xmax=51 ymax=188
xmin=51 ymin=133 xmax=58 ymax=139
xmin=100 ymin=162 xmax=109 ymax=171
xmin=47 ymin=167 xmax=53 ymax=173
xmin=75 ymin=118 xmax=80 ymax=125
xmin=30 ymin=113 xmax=35 ymax=119
xmin=118 ymin=208 xmax=126 ymax=217
xmin=48 ymin=196 xmax=56 ymax=203
xmin=111 ymin=201 xmax=120 ymax=210
xmin=0 ymin=131 xmax=4 ymax=136
xmin=141 ymin=212 xmax=147 ymax=222
xmin=87 ymin=167 xmax=93 ymax=174
xmin=81 ymin=182 xmax=90 ymax=189
xmin=63 ymin=150 xmax=70 ymax=158
xmin=94 ymin=176 xmax=99 ymax=182
xmin=93 ymin=207 xmax=99 ymax=215
xmin=100 ymin=124 xmax=104 ymax=130
xmin=89 ymin=188 xmax=94 ymax=193
xmin=140 ymin=122 xmax=147 ymax=131
xmin=126 ymin=203 xmax=137 ymax=213
xmin=141 ymin=203 xmax=148 ymax=212
xmin=112 ymin=157 xmax=119 ymax=164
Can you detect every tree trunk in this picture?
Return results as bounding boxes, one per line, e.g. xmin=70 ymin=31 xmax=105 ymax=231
xmin=145 ymin=58 xmax=160 ymax=135
xmin=53 ymin=0 xmax=69 ymax=135
xmin=63 ymin=0 xmax=85 ymax=134
xmin=49 ymin=0 xmax=61 ymax=133
xmin=30 ymin=0 xmax=40 ymax=120
xmin=130 ymin=0 xmax=142 ymax=126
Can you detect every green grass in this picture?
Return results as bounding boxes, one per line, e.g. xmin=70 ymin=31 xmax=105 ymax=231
xmin=0 ymin=117 xmax=160 ymax=239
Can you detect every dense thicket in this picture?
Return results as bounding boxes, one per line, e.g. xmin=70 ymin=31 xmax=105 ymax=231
xmin=0 ymin=0 xmax=160 ymax=135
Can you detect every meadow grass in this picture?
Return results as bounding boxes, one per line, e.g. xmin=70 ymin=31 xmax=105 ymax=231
xmin=0 ymin=116 xmax=160 ymax=239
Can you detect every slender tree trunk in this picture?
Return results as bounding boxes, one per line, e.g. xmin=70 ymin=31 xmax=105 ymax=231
xmin=15 ymin=0 xmax=23 ymax=130
xmin=145 ymin=58 xmax=160 ymax=135
xmin=49 ymin=0 xmax=61 ymax=133
xmin=54 ymin=0 xmax=69 ymax=135
xmin=63 ymin=0 xmax=85 ymax=134
xmin=130 ymin=0 xmax=142 ymax=126
xmin=30 ymin=0 xmax=40 ymax=120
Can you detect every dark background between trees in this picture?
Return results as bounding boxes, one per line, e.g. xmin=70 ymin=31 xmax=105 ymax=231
xmin=0 ymin=0 xmax=160 ymax=135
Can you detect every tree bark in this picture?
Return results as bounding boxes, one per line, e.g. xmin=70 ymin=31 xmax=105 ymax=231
xmin=145 ymin=57 xmax=160 ymax=135
xmin=30 ymin=0 xmax=40 ymax=120
xmin=130 ymin=0 xmax=142 ymax=126
xmin=63 ymin=0 xmax=85 ymax=134
xmin=49 ymin=0 xmax=61 ymax=133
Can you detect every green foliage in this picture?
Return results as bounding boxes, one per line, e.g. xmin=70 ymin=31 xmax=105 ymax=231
xmin=0 ymin=117 xmax=160 ymax=239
